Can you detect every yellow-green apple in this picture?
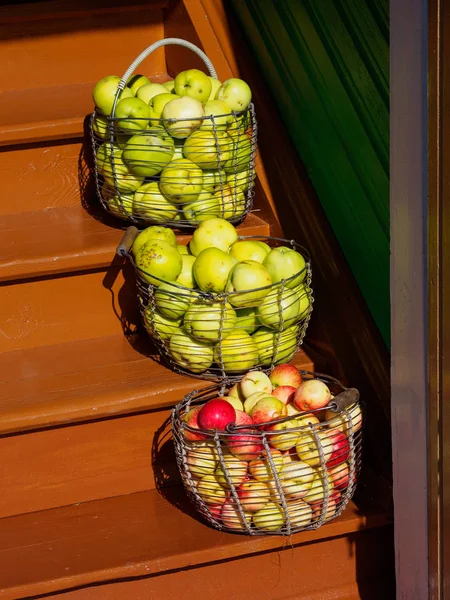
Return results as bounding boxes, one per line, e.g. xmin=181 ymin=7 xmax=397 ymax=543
xmin=114 ymin=97 xmax=150 ymax=132
xmin=227 ymin=261 xmax=273 ymax=309
xmin=270 ymin=364 xmax=302 ymax=389
xmin=144 ymin=307 xmax=181 ymax=341
xmin=101 ymin=183 xmax=133 ymax=219
xmin=189 ymin=217 xmax=238 ymax=255
xmin=296 ymin=430 xmax=333 ymax=468
xmin=92 ymin=113 xmax=110 ymax=140
xmin=328 ymin=462 xmax=350 ymax=491
xmin=222 ymin=395 xmax=244 ymax=412
xmin=186 ymin=444 xmax=218 ymax=478
xmin=192 ymin=247 xmax=236 ymax=293
xmin=263 ymin=247 xmax=307 ymax=288
xmin=197 ymin=473 xmax=227 ymax=505
xmin=133 ymin=181 xmax=178 ymax=222
xmin=183 ymin=130 xmax=232 ymax=169
xmin=154 ymin=282 xmax=191 ymax=320
xmin=252 ymin=501 xmax=284 ymax=532
xmin=183 ymin=191 xmax=221 ymax=222
xmin=96 ymin=142 xmax=122 ymax=175
xmin=162 ymin=96 xmax=204 ymax=138
xmin=227 ymin=109 xmax=251 ymax=135
xmin=175 ymin=254 xmax=196 ymax=288
xmin=149 ymin=92 xmax=180 ymax=122
xmin=214 ymin=329 xmax=259 ymax=372
xmin=132 ymin=225 xmax=177 ymax=256
xmin=243 ymin=391 xmax=273 ymax=415
xmin=216 ymin=186 xmax=246 ymax=220
xmin=215 ymin=454 xmax=248 ymax=488
xmin=198 ymin=398 xmax=236 ymax=431
xmin=102 ymin=156 xmax=145 ymax=193
xmin=135 ymin=239 xmax=182 ymax=285
xmin=253 ymin=325 xmax=299 ymax=366
xmin=177 ymin=244 xmax=190 ymax=255
xmin=235 ymin=307 xmax=260 ymax=334
xmin=302 ymin=471 xmax=334 ymax=505
xmin=296 ymin=413 xmax=321 ymax=428
xmin=220 ymin=498 xmax=251 ymax=531
xmin=202 ymin=168 xmax=227 ymax=191
xmin=278 ymin=459 xmax=315 ymax=499
xmin=169 ymin=330 xmax=214 ymax=373
xmin=159 ymin=158 xmax=203 ymax=203
xmin=250 ymin=396 xmax=287 ymax=426
xmin=266 ymin=418 xmax=301 ymax=452
xmin=208 ymin=76 xmax=222 ymax=101
xmin=223 ymin=131 xmax=252 ymax=173
xmin=228 ymin=383 xmax=246 ymax=403
xmin=92 ymin=75 xmax=133 ymax=116
xmin=237 ymin=480 xmax=270 ymax=512
xmin=215 ymin=78 xmax=252 ymax=111
xmin=122 ymin=130 xmax=175 ymax=177
xmin=127 ymin=74 xmax=151 ymax=95
xmin=184 ymin=300 xmax=236 ymax=344
xmin=163 ymin=80 xmax=175 ymax=92
xmin=229 ymin=240 xmax=268 ymax=264
xmin=293 ymin=379 xmax=331 ymax=412
xmin=182 ymin=405 xmax=207 ymax=442
xmin=257 ymin=286 xmax=303 ymax=330
xmin=249 ymin=449 xmax=283 ymax=481
xmin=326 ymin=431 xmax=350 ymax=468
xmin=136 ymin=82 xmax=168 ymax=104
xmin=285 ymin=499 xmax=313 ymax=529
xmin=324 ymin=402 xmax=363 ymax=435
xmin=272 ymin=386 xmax=296 ymax=405
xmin=239 ymin=373 xmax=271 ymax=400
xmin=200 ymin=100 xmax=233 ymax=130
xmin=226 ymin=167 xmax=256 ymax=193
xmin=174 ymin=68 xmax=212 ymax=103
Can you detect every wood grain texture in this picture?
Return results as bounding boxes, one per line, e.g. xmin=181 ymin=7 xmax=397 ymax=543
xmin=0 ymin=487 xmax=391 ymax=600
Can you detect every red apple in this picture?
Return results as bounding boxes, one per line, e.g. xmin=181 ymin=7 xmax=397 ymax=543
xmin=326 ymin=431 xmax=350 ymax=467
xmin=235 ymin=409 xmax=254 ymax=426
xmin=269 ymin=364 xmax=302 ymax=389
xmin=271 ymin=385 xmax=296 ymax=405
xmin=328 ymin=462 xmax=350 ymax=491
xmin=183 ymin=405 xmax=207 ymax=441
xmin=250 ymin=396 xmax=288 ymax=426
xmin=310 ymin=495 xmax=338 ymax=521
xmin=209 ymin=503 xmax=225 ymax=520
xmin=227 ymin=410 xmax=263 ymax=460
xmin=293 ymin=379 xmax=331 ymax=412
xmin=221 ymin=498 xmax=252 ymax=531
xmin=237 ymin=480 xmax=270 ymax=512
xmin=198 ymin=398 xmax=236 ymax=431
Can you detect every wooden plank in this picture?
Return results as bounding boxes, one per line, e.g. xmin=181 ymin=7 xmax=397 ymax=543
xmin=0 ymin=488 xmax=391 ymax=600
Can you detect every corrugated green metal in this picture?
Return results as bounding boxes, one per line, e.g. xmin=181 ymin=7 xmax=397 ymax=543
xmin=231 ymin=0 xmax=390 ymax=346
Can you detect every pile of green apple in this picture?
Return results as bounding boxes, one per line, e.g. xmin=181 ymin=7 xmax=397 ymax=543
xmin=177 ymin=364 xmax=362 ymax=533
xmin=92 ymin=69 xmax=255 ymax=225
xmin=131 ymin=218 xmax=312 ymax=375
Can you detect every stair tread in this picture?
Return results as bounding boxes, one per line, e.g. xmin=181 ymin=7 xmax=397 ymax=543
xmin=0 ymin=206 xmax=269 ymax=282
xmin=0 ymin=334 xmax=313 ymax=435
xmin=0 ymin=487 xmax=390 ymax=600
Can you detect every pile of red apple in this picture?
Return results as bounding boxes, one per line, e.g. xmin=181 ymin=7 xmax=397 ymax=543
xmin=91 ymin=68 xmax=255 ymax=225
xmin=178 ymin=363 xmax=362 ymax=533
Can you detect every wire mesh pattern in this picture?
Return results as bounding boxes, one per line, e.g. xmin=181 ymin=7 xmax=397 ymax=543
xmin=171 ymin=372 xmax=363 ymax=536
xmin=89 ymin=38 xmax=257 ymax=228
xmin=118 ymin=234 xmax=314 ymax=383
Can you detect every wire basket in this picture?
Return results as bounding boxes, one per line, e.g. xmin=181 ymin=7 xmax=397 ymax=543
xmin=172 ymin=372 xmax=363 ymax=536
xmin=89 ymin=38 xmax=257 ymax=228
xmin=117 ymin=228 xmax=314 ymax=383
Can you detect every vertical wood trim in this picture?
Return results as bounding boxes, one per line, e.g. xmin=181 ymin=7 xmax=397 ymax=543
xmin=390 ymin=0 xmax=429 ymax=597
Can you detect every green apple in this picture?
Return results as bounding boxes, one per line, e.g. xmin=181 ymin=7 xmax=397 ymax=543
xmin=226 ymin=260 xmax=273 ymax=308
xmin=127 ymin=74 xmax=151 ymax=95
xmin=215 ymin=78 xmax=252 ymax=111
xmin=92 ymin=113 xmax=111 ymax=140
xmin=175 ymin=254 xmax=196 ymax=288
xmin=192 ymin=247 xmax=236 ymax=293
xmin=159 ymin=158 xmax=203 ymax=204
xmin=96 ymin=142 xmax=122 ymax=175
xmin=215 ymin=185 xmax=246 ymax=220
xmin=183 ymin=130 xmax=232 ymax=170
xmin=256 ymin=241 xmax=271 ymax=255
xmin=132 ymin=225 xmax=177 ymax=256
xmin=215 ymin=454 xmax=248 ymax=488
xmin=92 ymin=75 xmax=133 ymax=116
xmin=177 ymin=244 xmax=190 ymax=255
xmin=252 ymin=325 xmax=299 ymax=366
xmin=189 ymin=217 xmax=238 ymax=256
xmin=229 ymin=240 xmax=269 ymax=263
xmin=101 ymin=183 xmax=134 ymax=219
xmin=223 ymin=131 xmax=253 ymax=173
xmin=257 ymin=287 xmax=303 ymax=330
xmin=114 ymin=97 xmax=150 ymax=132
xmin=136 ymin=82 xmax=168 ymax=104
xmin=208 ymin=76 xmax=222 ymax=101
xmin=122 ymin=130 xmax=174 ymax=177
xmin=214 ymin=329 xmax=259 ymax=371
xmin=182 ymin=190 xmax=221 ymax=222
xmin=154 ymin=281 xmax=192 ymax=319
xmin=135 ymin=239 xmax=183 ymax=286
xmin=196 ymin=473 xmax=227 ymax=505
xmin=252 ymin=501 xmax=285 ymax=532
xmin=163 ymin=80 xmax=175 ymax=92
xmin=235 ymin=307 xmax=260 ymax=334
xmin=201 ymin=100 xmax=233 ymax=131
xmin=184 ymin=300 xmax=236 ymax=344
xmin=174 ymin=68 xmax=212 ymax=103
xmin=169 ymin=330 xmax=214 ymax=373
xmin=162 ymin=96 xmax=204 ymax=139
xmin=226 ymin=167 xmax=256 ymax=193
xmin=202 ymin=169 xmax=227 ymax=192
xmin=143 ymin=305 xmax=181 ymax=341
xmin=149 ymin=92 xmax=181 ymax=122
xmin=133 ymin=181 xmax=178 ymax=222
xmin=263 ymin=247 xmax=307 ymax=288
xmin=102 ymin=156 xmax=144 ymax=193
xmin=227 ymin=110 xmax=251 ymax=135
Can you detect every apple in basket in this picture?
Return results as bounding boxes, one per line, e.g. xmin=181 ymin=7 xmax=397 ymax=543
xmin=215 ymin=78 xmax=252 ymax=112
xmin=250 ymin=396 xmax=287 ymax=426
xmin=263 ymin=247 xmax=307 ymax=288
xmin=326 ymin=430 xmax=350 ymax=468
xmin=92 ymin=75 xmax=133 ymax=116
xmin=239 ymin=371 xmax=273 ymax=398
xmin=271 ymin=386 xmax=296 ymax=405
xmin=269 ymin=364 xmax=303 ymax=389
xmin=174 ymin=68 xmax=212 ymax=103
xmin=328 ymin=462 xmax=351 ymax=491
xmin=197 ymin=398 xmax=236 ymax=431
xmin=293 ymin=379 xmax=332 ymax=412
xmin=227 ymin=410 xmax=264 ymax=461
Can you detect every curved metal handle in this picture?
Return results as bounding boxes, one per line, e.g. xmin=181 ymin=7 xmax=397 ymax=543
xmin=326 ymin=388 xmax=360 ymax=413
xmin=116 ymin=226 xmax=139 ymax=257
xmin=111 ymin=38 xmax=218 ymax=117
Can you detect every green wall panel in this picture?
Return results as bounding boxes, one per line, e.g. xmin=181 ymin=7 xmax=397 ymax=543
xmin=231 ymin=0 xmax=390 ymax=346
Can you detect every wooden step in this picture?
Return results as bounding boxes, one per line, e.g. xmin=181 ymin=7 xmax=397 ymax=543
xmin=0 ymin=486 xmax=392 ymax=600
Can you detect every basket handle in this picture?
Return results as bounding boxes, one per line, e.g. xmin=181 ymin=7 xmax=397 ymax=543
xmin=326 ymin=388 xmax=360 ymax=413
xmin=111 ymin=38 xmax=218 ymax=118
xmin=116 ymin=226 xmax=139 ymax=257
